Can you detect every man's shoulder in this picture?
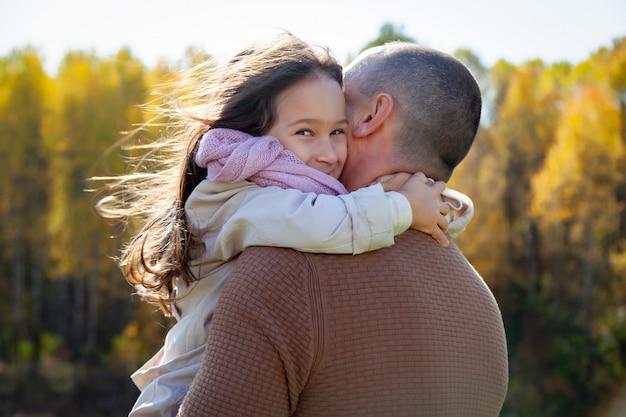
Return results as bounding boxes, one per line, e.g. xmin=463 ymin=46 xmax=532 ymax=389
xmin=233 ymin=246 xmax=312 ymax=284
xmin=233 ymin=230 xmax=474 ymax=283
xmin=395 ymin=229 xmax=470 ymax=258
xmin=239 ymin=245 xmax=307 ymax=263
xmin=222 ymin=247 xmax=312 ymax=312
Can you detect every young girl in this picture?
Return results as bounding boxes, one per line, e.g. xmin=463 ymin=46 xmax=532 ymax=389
xmin=97 ymin=33 xmax=473 ymax=416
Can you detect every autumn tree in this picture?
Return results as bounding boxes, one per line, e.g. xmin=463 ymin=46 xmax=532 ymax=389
xmin=43 ymin=48 xmax=149 ymax=358
xmin=0 ymin=49 xmax=50 ymax=369
xmin=530 ymin=82 xmax=624 ymax=405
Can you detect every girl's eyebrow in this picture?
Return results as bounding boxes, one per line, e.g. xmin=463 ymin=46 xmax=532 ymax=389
xmin=287 ymin=118 xmax=318 ymax=126
xmin=287 ymin=118 xmax=349 ymax=126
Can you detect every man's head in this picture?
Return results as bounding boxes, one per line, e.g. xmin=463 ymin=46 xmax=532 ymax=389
xmin=340 ymin=42 xmax=482 ymax=191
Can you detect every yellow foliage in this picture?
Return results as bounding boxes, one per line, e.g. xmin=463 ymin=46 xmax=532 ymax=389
xmin=610 ymin=241 xmax=626 ymax=276
xmin=449 ymin=130 xmax=510 ymax=284
xmin=530 ymin=83 xmax=623 ymax=228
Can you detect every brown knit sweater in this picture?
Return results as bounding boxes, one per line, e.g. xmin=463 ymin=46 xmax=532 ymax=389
xmin=178 ymin=230 xmax=508 ymax=416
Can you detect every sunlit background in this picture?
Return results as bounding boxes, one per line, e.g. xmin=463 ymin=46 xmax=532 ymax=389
xmin=1 ymin=0 xmax=626 ymax=416
xmin=2 ymin=0 xmax=625 ymax=73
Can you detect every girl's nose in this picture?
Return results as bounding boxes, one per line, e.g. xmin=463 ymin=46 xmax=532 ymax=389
xmin=317 ymin=137 xmax=339 ymax=163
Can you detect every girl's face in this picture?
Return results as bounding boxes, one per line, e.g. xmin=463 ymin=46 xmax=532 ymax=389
xmin=266 ymin=75 xmax=348 ymax=179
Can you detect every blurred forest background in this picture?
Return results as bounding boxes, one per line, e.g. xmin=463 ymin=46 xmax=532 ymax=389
xmin=1 ymin=24 xmax=625 ymax=416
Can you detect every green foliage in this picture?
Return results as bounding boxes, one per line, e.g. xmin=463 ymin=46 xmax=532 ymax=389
xmin=15 ymin=339 xmax=33 ymax=362
xmin=40 ymin=332 xmax=64 ymax=359
xmin=360 ymin=22 xmax=417 ymax=52
xmin=111 ymin=323 xmax=145 ymax=373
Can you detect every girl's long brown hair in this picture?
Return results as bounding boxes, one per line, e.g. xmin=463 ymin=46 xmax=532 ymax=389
xmin=95 ymin=32 xmax=342 ymax=314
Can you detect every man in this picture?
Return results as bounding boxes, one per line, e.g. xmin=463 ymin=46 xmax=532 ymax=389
xmin=178 ymin=42 xmax=508 ymax=417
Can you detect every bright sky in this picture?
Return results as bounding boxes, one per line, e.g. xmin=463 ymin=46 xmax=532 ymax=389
xmin=1 ymin=0 xmax=624 ymax=75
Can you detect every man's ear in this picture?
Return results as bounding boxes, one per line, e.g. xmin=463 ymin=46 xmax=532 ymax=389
xmin=352 ymin=94 xmax=394 ymax=138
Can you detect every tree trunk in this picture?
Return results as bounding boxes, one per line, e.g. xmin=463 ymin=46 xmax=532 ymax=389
xmin=87 ymin=246 xmax=100 ymax=360
xmin=29 ymin=247 xmax=44 ymax=376
xmin=581 ymin=220 xmax=594 ymax=385
xmin=11 ymin=244 xmax=25 ymax=360
xmin=527 ymin=220 xmax=540 ymax=313
xmin=72 ymin=273 xmax=85 ymax=358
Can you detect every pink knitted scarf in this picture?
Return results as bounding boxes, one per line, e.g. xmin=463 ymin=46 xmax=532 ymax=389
xmin=195 ymin=128 xmax=348 ymax=196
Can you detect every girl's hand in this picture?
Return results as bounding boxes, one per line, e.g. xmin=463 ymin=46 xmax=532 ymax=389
xmin=393 ymin=173 xmax=451 ymax=247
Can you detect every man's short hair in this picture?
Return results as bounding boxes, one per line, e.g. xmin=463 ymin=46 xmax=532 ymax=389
xmin=348 ymin=43 xmax=482 ymax=181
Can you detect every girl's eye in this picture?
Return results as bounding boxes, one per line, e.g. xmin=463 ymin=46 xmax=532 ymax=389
xmin=331 ymin=129 xmax=345 ymax=136
xmin=296 ymin=129 xmax=313 ymax=136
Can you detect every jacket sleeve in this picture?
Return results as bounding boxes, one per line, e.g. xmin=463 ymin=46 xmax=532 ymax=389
xmin=186 ymin=180 xmax=411 ymax=258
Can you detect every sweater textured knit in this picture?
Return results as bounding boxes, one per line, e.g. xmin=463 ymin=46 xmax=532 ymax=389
xmin=178 ymin=230 xmax=509 ymax=417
